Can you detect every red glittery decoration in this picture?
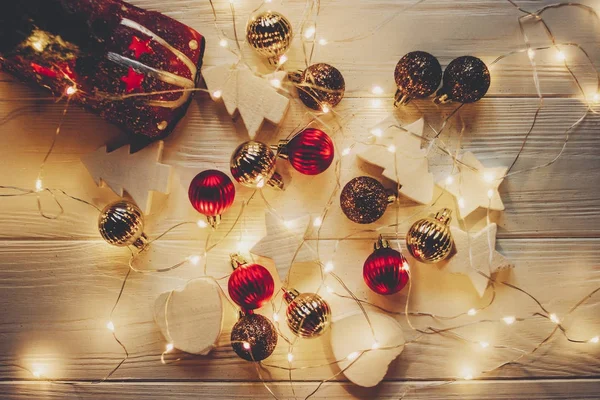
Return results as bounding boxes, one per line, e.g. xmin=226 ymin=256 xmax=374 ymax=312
xmin=188 ymin=170 xmax=236 ymax=218
xmin=121 ymin=67 xmax=145 ymax=93
xmin=129 ymin=36 xmax=154 ymax=59
xmin=286 ymin=128 xmax=334 ymax=175
xmin=228 ymin=262 xmax=275 ymax=311
xmin=363 ymin=244 xmax=410 ymax=295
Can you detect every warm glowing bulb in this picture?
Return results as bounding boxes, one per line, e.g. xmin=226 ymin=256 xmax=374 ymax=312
xmin=65 ymin=86 xmax=77 ymax=96
xmin=107 ymin=321 xmax=115 ymax=332
xmin=166 ymin=343 xmax=174 ymax=352
xmin=589 ymin=336 xmax=599 ymax=344
xmin=273 ymin=313 xmax=279 ymax=322
xmin=483 ymin=172 xmax=494 ymax=182
xmin=401 ymin=261 xmax=410 ymax=271
xmin=593 ymin=93 xmax=600 ymax=103
xmin=347 ymin=351 xmax=360 ymax=361
xmin=371 ymin=128 xmax=383 ymax=137
xmin=527 ymin=49 xmax=535 ymax=59
xmin=318 ymin=38 xmax=327 ymax=46
xmin=304 ymin=26 xmax=316 ymax=39
xmin=270 ymin=79 xmax=282 ymax=88
xmin=326 ymin=286 xmax=334 ymax=294
xmin=342 ymin=147 xmax=351 ymax=156
xmin=243 ymin=342 xmax=251 ymax=350
xmin=467 ymin=308 xmax=477 ymax=316
xmin=279 ymin=55 xmax=288 ymax=65
xmin=549 ymin=313 xmax=560 ymax=324
xmin=32 ymin=41 xmax=44 ymax=52
xmin=283 ymin=220 xmax=294 ymax=229
xmin=462 ymin=369 xmax=474 ymax=380
xmin=371 ymin=98 xmax=383 ymax=108
xmin=31 ymin=364 xmax=45 ymax=379
xmin=237 ymin=241 xmax=252 ymax=254
xmin=371 ymin=341 xmax=380 ymax=350
xmin=197 ymin=220 xmax=208 ymax=228
xmin=313 ymin=217 xmax=323 ymax=227
xmin=387 ymin=144 xmax=396 ymax=153
xmin=35 ymin=178 xmax=43 ymax=192
xmin=188 ymin=255 xmax=201 ymax=265
xmin=219 ymin=39 xmax=228 ymax=47
xmin=324 ymin=261 xmax=334 ymax=273
xmin=487 ymin=189 xmax=494 ymax=199
xmin=213 ymin=90 xmax=222 ymax=99
xmin=445 ymin=176 xmax=454 ymax=185
xmin=287 ymin=353 xmax=294 ymax=362
xmin=32 ymin=370 xmax=42 ymax=378
xmin=458 ymin=198 xmax=466 ymax=208
xmin=265 ymin=0 xmax=271 ymax=2
xmin=371 ymin=86 xmax=384 ymax=95
xmin=503 ymin=316 xmax=516 ymax=325
xmin=479 ymin=341 xmax=489 ymax=349
xmin=321 ymin=105 xmax=330 ymax=113
xmin=556 ymin=51 xmax=566 ymax=61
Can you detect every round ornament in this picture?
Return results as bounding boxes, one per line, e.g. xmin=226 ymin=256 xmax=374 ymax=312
xmin=228 ymin=254 xmax=275 ymax=312
xmin=363 ymin=235 xmax=410 ymax=295
xmin=289 ymin=63 xmax=345 ymax=112
xmin=434 ymin=56 xmax=490 ymax=104
xmin=246 ymin=11 xmax=293 ymax=64
xmin=188 ymin=170 xmax=236 ymax=228
xmin=406 ymin=208 xmax=454 ymax=263
xmin=284 ymin=289 xmax=331 ymax=338
xmin=272 ymin=128 xmax=335 ymax=175
xmin=231 ymin=313 xmax=278 ymax=362
xmin=394 ymin=51 xmax=442 ymax=106
xmin=230 ymin=141 xmax=283 ymax=190
xmin=98 ymin=200 xmax=147 ymax=249
xmin=340 ymin=177 xmax=396 ymax=224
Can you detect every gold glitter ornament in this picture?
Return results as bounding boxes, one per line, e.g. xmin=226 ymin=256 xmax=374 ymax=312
xmin=284 ymin=289 xmax=331 ymax=338
xmin=98 ymin=200 xmax=147 ymax=249
xmin=246 ymin=11 xmax=293 ymax=64
xmin=289 ymin=63 xmax=345 ymax=112
xmin=230 ymin=140 xmax=284 ymax=189
xmin=340 ymin=176 xmax=396 ymax=224
xmin=231 ymin=312 xmax=278 ymax=361
xmin=406 ymin=208 xmax=454 ymax=263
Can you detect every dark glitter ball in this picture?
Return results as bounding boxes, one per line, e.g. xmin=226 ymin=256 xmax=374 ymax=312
xmin=231 ymin=314 xmax=277 ymax=362
xmin=340 ymin=176 xmax=392 ymax=224
xmin=435 ymin=56 xmax=490 ymax=104
xmin=394 ymin=51 xmax=442 ymax=105
xmin=290 ymin=63 xmax=345 ymax=111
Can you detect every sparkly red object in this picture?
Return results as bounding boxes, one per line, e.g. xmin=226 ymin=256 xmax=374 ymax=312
xmin=0 ymin=0 xmax=205 ymax=144
xmin=228 ymin=263 xmax=275 ymax=311
xmin=285 ymin=129 xmax=335 ymax=175
xmin=188 ymin=170 xmax=236 ymax=217
xmin=363 ymin=246 xmax=410 ymax=295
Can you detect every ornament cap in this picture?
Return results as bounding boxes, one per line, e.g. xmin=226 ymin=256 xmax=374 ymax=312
xmin=374 ymin=235 xmax=390 ymax=250
xmin=434 ymin=208 xmax=452 ymax=225
xmin=230 ymin=253 xmax=248 ymax=269
xmin=283 ymin=288 xmax=300 ymax=304
xmin=288 ymin=70 xmax=303 ymax=84
xmin=394 ymin=89 xmax=412 ymax=107
xmin=271 ymin=140 xmax=290 ymax=159
xmin=267 ymin=171 xmax=285 ymax=190
xmin=132 ymin=232 xmax=149 ymax=250
xmin=206 ymin=215 xmax=221 ymax=229
xmin=433 ymin=92 xmax=450 ymax=104
xmin=386 ymin=189 xmax=397 ymax=204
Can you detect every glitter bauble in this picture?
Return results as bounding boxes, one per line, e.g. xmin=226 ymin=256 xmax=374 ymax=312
xmin=340 ymin=177 xmax=396 ymax=224
xmin=246 ymin=11 xmax=293 ymax=63
xmin=406 ymin=208 xmax=454 ymax=263
xmin=98 ymin=200 xmax=147 ymax=249
xmin=228 ymin=254 xmax=275 ymax=312
xmin=188 ymin=170 xmax=236 ymax=228
xmin=231 ymin=313 xmax=278 ymax=362
xmin=284 ymin=289 xmax=331 ymax=338
xmin=272 ymin=128 xmax=335 ymax=175
xmin=289 ymin=63 xmax=345 ymax=111
xmin=394 ymin=51 xmax=442 ymax=106
xmin=230 ymin=141 xmax=283 ymax=189
xmin=363 ymin=235 xmax=410 ymax=295
xmin=434 ymin=56 xmax=490 ymax=104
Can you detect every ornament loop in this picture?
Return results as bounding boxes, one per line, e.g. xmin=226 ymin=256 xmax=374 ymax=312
xmin=283 ymin=288 xmax=300 ymax=303
xmin=374 ymin=235 xmax=390 ymax=250
xmin=133 ymin=233 xmax=149 ymax=250
xmin=435 ymin=208 xmax=452 ymax=225
xmin=230 ymin=253 xmax=248 ymax=269
xmin=271 ymin=140 xmax=290 ymax=159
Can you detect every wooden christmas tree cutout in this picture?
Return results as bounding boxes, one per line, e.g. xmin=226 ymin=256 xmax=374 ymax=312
xmin=82 ymin=140 xmax=172 ymax=214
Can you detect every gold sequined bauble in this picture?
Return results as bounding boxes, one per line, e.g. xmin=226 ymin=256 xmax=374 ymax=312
xmin=434 ymin=56 xmax=490 ymax=104
xmin=340 ymin=176 xmax=396 ymax=224
xmin=231 ymin=313 xmax=278 ymax=362
xmin=406 ymin=208 xmax=454 ymax=263
xmin=246 ymin=11 xmax=293 ymax=63
xmin=230 ymin=141 xmax=283 ymax=189
xmin=289 ymin=63 xmax=345 ymax=111
xmin=284 ymin=289 xmax=331 ymax=338
xmin=98 ymin=200 xmax=147 ymax=249
xmin=394 ymin=51 xmax=442 ymax=106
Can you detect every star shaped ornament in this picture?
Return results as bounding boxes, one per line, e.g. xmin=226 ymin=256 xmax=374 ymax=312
xmin=440 ymin=152 xmax=507 ymax=218
xmin=250 ymin=212 xmax=318 ymax=283
xmin=441 ymin=223 xmax=513 ymax=297
xmin=357 ymin=118 xmax=434 ymax=204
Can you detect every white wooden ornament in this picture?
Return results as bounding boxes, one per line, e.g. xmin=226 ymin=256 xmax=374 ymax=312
xmin=440 ymin=223 xmax=514 ymax=297
xmin=250 ymin=211 xmax=317 ymax=283
xmin=330 ymin=311 xmax=405 ymax=387
xmin=358 ymin=118 xmax=434 ymax=204
xmin=81 ymin=140 xmax=172 ymax=214
xmin=439 ymin=151 xmax=507 ymax=218
xmin=203 ymin=64 xmax=290 ymax=138
xmin=154 ymin=278 xmax=224 ymax=355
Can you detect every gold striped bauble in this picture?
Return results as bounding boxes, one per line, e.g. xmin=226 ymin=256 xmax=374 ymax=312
xmin=98 ymin=200 xmax=147 ymax=249
xmin=230 ymin=140 xmax=283 ymax=189
xmin=284 ymin=289 xmax=331 ymax=338
xmin=246 ymin=11 xmax=293 ymax=63
xmin=406 ymin=208 xmax=453 ymax=264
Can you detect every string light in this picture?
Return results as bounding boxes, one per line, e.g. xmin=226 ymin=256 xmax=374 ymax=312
xmin=65 ymin=86 xmax=77 ymax=96
xmin=35 ymin=178 xmax=43 ymax=192
xmin=324 ymin=261 xmax=334 ymax=273
xmin=487 ymin=189 xmax=494 ymax=199
xmin=371 ymin=341 xmax=380 ymax=350
xmin=304 ymin=26 xmax=316 ymax=39
xmin=283 ymin=220 xmax=294 ymax=229
xmin=31 ymin=364 xmax=46 ymax=379
xmin=213 ymin=90 xmax=222 ymax=99
xmin=479 ymin=341 xmax=490 ymax=349
xmin=270 ymin=79 xmax=282 ymax=88
xmin=483 ymin=172 xmax=494 ymax=182
xmin=371 ymin=85 xmax=384 ymax=95
xmin=549 ymin=313 xmax=560 ymax=324
xmin=503 ymin=316 xmax=516 ymax=325
xmin=256 ymin=178 xmax=266 ymax=188
xmin=346 ymin=351 xmax=360 ymax=361
xmin=197 ymin=220 xmax=208 ymax=228
xmin=401 ymin=261 xmax=410 ymax=271
xmin=371 ymin=128 xmax=383 ymax=137
xmin=273 ymin=313 xmax=279 ymax=322
xmin=237 ymin=241 xmax=252 ymax=254
xmin=219 ymin=38 xmax=228 ymax=47
xmin=342 ymin=147 xmax=351 ymax=156
xmin=107 ymin=321 xmax=115 ymax=332
xmin=387 ymin=144 xmax=396 ymax=153
xmin=556 ymin=51 xmax=566 ymax=61
xmin=445 ymin=176 xmax=454 ymax=185
xmin=458 ymin=197 xmax=466 ymax=208
xmin=287 ymin=353 xmax=294 ymax=362
xmin=321 ymin=104 xmax=330 ymax=113
xmin=32 ymin=40 xmax=44 ymax=52
xmin=318 ymin=38 xmax=327 ymax=46
xmin=371 ymin=98 xmax=383 ymax=108
xmin=166 ymin=343 xmax=174 ymax=352
xmin=279 ymin=55 xmax=288 ymax=65
xmin=593 ymin=93 xmax=600 ymax=103
xmin=589 ymin=336 xmax=599 ymax=344
xmin=243 ymin=342 xmax=251 ymax=350
xmin=467 ymin=308 xmax=477 ymax=316
xmin=326 ymin=286 xmax=334 ymax=294
xmin=313 ymin=216 xmax=323 ymax=227
xmin=188 ymin=255 xmax=201 ymax=265
xmin=461 ymin=368 xmax=474 ymax=380
xmin=527 ymin=48 xmax=535 ymax=59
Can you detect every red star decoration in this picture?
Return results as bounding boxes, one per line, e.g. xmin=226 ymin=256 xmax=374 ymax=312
xmin=121 ymin=67 xmax=145 ymax=93
xmin=128 ymin=36 xmax=154 ymax=59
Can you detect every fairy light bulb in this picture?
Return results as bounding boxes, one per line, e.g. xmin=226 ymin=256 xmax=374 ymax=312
xmin=549 ymin=313 xmax=560 ymax=324
xmin=371 ymin=341 xmax=380 ymax=350
xmin=371 ymin=128 xmax=383 ymax=137
xmin=107 ymin=321 xmax=115 ymax=332
xmin=326 ymin=286 xmax=334 ymax=294
xmin=347 ymin=351 xmax=359 ymax=361
xmin=445 ymin=176 xmax=454 ymax=185
xmin=287 ymin=353 xmax=294 ymax=362
xmin=32 ymin=40 xmax=44 ymax=52
xmin=166 ymin=343 xmax=174 ymax=352
xmin=371 ymin=98 xmax=383 ymax=108
xmin=283 ymin=220 xmax=294 ymax=229
xmin=342 ymin=147 xmax=351 ymax=156
xmin=270 ymin=79 xmax=282 ymax=88
xmin=467 ymin=308 xmax=477 ymax=316
xmin=324 ymin=261 xmax=334 ymax=273
xmin=527 ymin=49 xmax=535 ymax=59
xmin=556 ymin=51 xmax=566 ymax=61
xmin=593 ymin=93 xmax=600 ymax=103
xmin=242 ymin=342 xmax=251 ymax=350
xmin=273 ymin=313 xmax=279 ymax=322
xmin=387 ymin=144 xmax=396 ymax=153
xmin=188 ymin=255 xmax=201 ymax=265
xmin=371 ymin=85 xmax=384 ymax=95
xmin=458 ymin=198 xmax=466 ymax=209
xmin=197 ymin=220 xmax=208 ymax=228
xmin=31 ymin=364 xmax=46 ymax=379
xmin=219 ymin=39 xmax=228 ymax=47
xmin=65 ymin=86 xmax=77 ymax=96
xmin=213 ymin=90 xmax=222 ymax=99
xmin=483 ymin=172 xmax=494 ymax=182
xmin=589 ymin=336 xmax=599 ymax=344
xmin=503 ymin=316 xmax=516 ymax=325
xmin=279 ymin=55 xmax=288 ymax=65
xmin=321 ymin=104 xmax=330 ymax=113
xmin=487 ymin=189 xmax=494 ymax=199
xmin=462 ymin=368 xmax=474 ymax=380
xmin=304 ymin=26 xmax=316 ymax=39
xmin=35 ymin=178 xmax=43 ymax=192
xmin=313 ymin=217 xmax=323 ymax=227
xmin=479 ymin=341 xmax=489 ymax=349
xmin=318 ymin=38 xmax=327 ymax=46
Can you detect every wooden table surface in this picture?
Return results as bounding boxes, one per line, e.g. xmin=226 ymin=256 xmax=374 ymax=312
xmin=1 ymin=0 xmax=600 ymax=398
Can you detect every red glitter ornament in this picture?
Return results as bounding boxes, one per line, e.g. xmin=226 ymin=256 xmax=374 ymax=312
xmin=363 ymin=235 xmax=410 ymax=295
xmin=188 ymin=170 xmax=236 ymax=228
xmin=272 ymin=128 xmax=335 ymax=175
xmin=228 ymin=254 xmax=275 ymax=312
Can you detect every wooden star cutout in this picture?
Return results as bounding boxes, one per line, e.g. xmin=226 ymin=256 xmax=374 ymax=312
xmin=128 ymin=36 xmax=154 ymax=59
xmin=121 ymin=67 xmax=145 ymax=93
xmin=440 ymin=223 xmax=513 ymax=297
xmin=439 ymin=151 xmax=507 ymax=218
xmin=357 ymin=118 xmax=434 ymax=204
xmin=250 ymin=211 xmax=318 ymax=283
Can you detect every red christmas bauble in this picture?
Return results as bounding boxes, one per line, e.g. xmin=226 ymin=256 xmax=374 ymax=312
xmin=228 ymin=261 xmax=275 ymax=311
xmin=363 ymin=237 xmax=410 ymax=295
xmin=286 ymin=128 xmax=334 ymax=175
xmin=188 ymin=170 xmax=235 ymax=222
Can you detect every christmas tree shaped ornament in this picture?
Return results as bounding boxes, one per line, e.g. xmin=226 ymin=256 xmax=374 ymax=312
xmin=228 ymin=254 xmax=275 ymax=312
xmin=231 ymin=312 xmax=278 ymax=362
xmin=340 ymin=177 xmax=396 ymax=224
xmin=98 ymin=200 xmax=147 ymax=249
xmin=406 ymin=208 xmax=454 ymax=264
xmin=0 ymin=0 xmax=206 ymax=142
xmin=363 ymin=236 xmax=410 ymax=295
xmin=246 ymin=11 xmax=293 ymax=65
xmin=434 ymin=56 xmax=490 ymax=104
xmin=188 ymin=170 xmax=236 ymax=228
xmin=271 ymin=128 xmax=335 ymax=175
xmin=394 ymin=51 xmax=442 ymax=106
xmin=230 ymin=141 xmax=284 ymax=190
xmin=289 ymin=63 xmax=345 ymax=112
xmin=284 ymin=289 xmax=331 ymax=338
